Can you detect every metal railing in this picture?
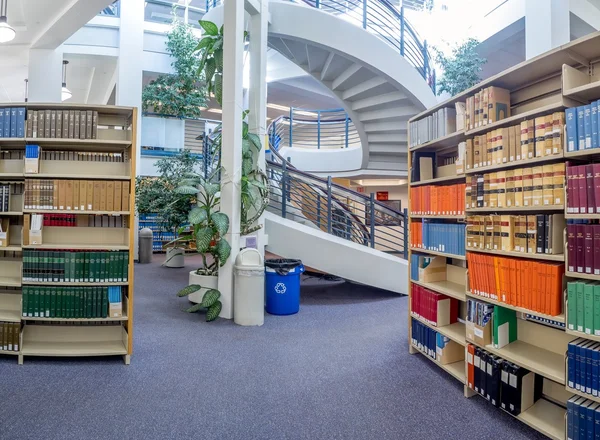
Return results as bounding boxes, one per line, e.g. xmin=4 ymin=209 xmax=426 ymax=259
xmin=141 ymin=0 xmax=206 ymax=28
xmin=98 ymin=0 xmax=119 ymax=16
xmin=269 ymin=109 xmax=359 ymax=152
xmin=205 ymin=0 xmax=436 ymax=92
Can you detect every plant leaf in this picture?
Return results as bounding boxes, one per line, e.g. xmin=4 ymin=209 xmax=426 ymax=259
xmin=205 ymin=57 xmax=216 ymax=87
xmin=201 ymin=289 xmax=221 ymax=308
xmin=176 ymin=185 xmax=198 ymax=195
xmin=177 ymin=284 xmax=202 ymax=297
xmin=206 ymin=300 xmax=222 ymax=321
xmin=185 ymin=303 xmax=205 ymax=313
xmin=214 ymin=49 xmax=223 ymax=72
xmin=200 ymin=20 xmax=219 ymax=36
xmin=214 ymin=73 xmax=223 ymax=106
xmin=242 ymin=120 xmax=249 ymax=138
xmin=216 ymin=239 xmax=231 ymax=265
xmin=219 ymin=24 xmax=224 ymax=35
xmin=188 ymin=207 xmax=208 ymax=225
xmin=247 ymin=132 xmax=262 ymax=150
xmin=195 ymin=36 xmax=213 ymax=52
xmin=242 ymin=157 xmax=253 ymax=175
xmin=242 ymin=138 xmax=252 ymax=157
xmin=196 ymin=227 xmax=214 ymax=253
xmin=204 ymin=182 xmax=220 ymax=197
xmin=211 ymin=212 xmax=229 ymax=236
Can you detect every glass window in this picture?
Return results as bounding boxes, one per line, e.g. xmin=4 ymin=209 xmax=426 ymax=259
xmin=145 ymin=0 xmax=185 ymax=25
xmin=98 ymin=0 xmax=119 ymax=17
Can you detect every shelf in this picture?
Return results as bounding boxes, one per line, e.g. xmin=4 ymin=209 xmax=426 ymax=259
xmin=23 ymin=243 xmax=129 ymax=250
xmin=23 ymin=210 xmax=130 ymax=216
xmin=0 ymin=350 xmax=19 ymax=356
xmin=26 ymin=137 xmax=131 ymax=149
xmin=23 ymin=281 xmax=128 ymax=286
xmin=0 ymin=211 xmax=22 ymax=216
xmin=465 ymin=102 xmax=566 ymax=137
xmin=512 ymin=399 xmax=566 ymax=440
xmin=0 ymin=276 xmax=21 ymax=287
xmin=411 ymin=279 xmax=466 ymax=301
xmin=563 ymin=80 xmax=600 ymax=102
xmin=411 ymin=313 xmax=466 ymax=346
xmin=565 ymin=328 xmax=600 ymax=342
xmin=466 ymin=205 xmax=564 ymax=213
xmin=410 ymin=214 xmax=465 ymax=220
xmin=410 ymin=247 xmax=466 ymax=260
xmin=466 ymin=247 xmax=564 ymax=262
xmin=0 ymin=137 xmax=26 ymax=145
xmin=565 ymin=271 xmax=600 ymax=281
xmin=412 ymin=345 xmax=465 ymax=384
xmin=0 ymin=293 xmax=21 ymax=322
xmin=25 ymin=314 xmax=127 ymax=322
xmin=409 ymin=130 xmax=466 ymax=152
xmin=465 ymin=291 xmax=565 ymax=323
xmin=0 ymin=246 xmax=22 ymax=252
xmin=465 ymin=154 xmax=565 ymax=175
xmin=470 ymin=339 xmax=565 ymax=384
xmin=410 ymin=174 xmax=466 ymax=187
xmin=566 ymin=385 xmax=600 ymax=404
xmin=21 ymin=324 xmax=128 ymax=357
xmin=564 ymin=148 xmax=600 ymax=159
xmin=565 ymin=213 xmax=600 ymax=219
xmin=32 ymin=173 xmax=131 ymax=180
xmin=25 ymin=103 xmax=134 ymax=116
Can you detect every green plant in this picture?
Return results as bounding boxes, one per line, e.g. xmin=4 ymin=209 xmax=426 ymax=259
xmin=434 ymin=38 xmax=486 ymax=96
xmin=142 ymin=12 xmax=207 ymax=118
xmin=136 ymin=150 xmax=200 ymax=246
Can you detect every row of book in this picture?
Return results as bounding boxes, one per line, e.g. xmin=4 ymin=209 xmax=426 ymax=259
xmin=21 ymin=286 xmax=123 ymax=319
xmin=567 ymin=396 xmax=600 ymax=440
xmin=568 ymin=338 xmax=600 ymax=397
xmin=466 ymin=214 xmax=565 ymax=255
xmin=467 ymin=300 xmax=517 ymax=349
xmin=567 ymin=281 xmax=600 ymax=336
xmin=24 ymin=179 xmax=130 ymax=212
xmin=566 ymin=223 xmax=600 ymax=275
xmin=467 ymin=344 xmax=542 ymax=416
xmin=466 ymin=164 xmax=565 ymax=209
xmin=409 ymin=107 xmax=456 ymax=147
xmin=43 ymin=214 xmax=77 ymax=227
xmin=39 ymin=151 xmax=125 ymax=162
xmin=22 ymin=250 xmax=129 ymax=283
xmin=566 ymin=163 xmax=600 ymax=214
xmin=410 ymin=284 xmax=458 ymax=327
xmin=565 ymin=103 xmax=600 ymax=152
xmin=0 ymin=322 xmax=19 ymax=352
xmin=409 ymin=183 xmax=465 ymax=216
xmin=26 ymin=109 xmax=98 ymax=140
xmin=410 ymin=319 xmax=463 ymax=365
xmin=465 ymin=114 xmax=565 ymax=171
xmin=0 ymin=107 xmax=26 ymax=138
xmin=465 ymin=86 xmax=510 ymax=132
xmin=36 ymin=214 xmax=127 ymax=228
xmin=466 ymin=252 xmax=564 ymax=316
xmin=410 ymin=221 xmax=466 ymax=256
xmin=0 ymin=184 xmax=10 ymax=212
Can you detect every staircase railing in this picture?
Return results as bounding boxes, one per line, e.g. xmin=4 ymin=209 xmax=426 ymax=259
xmin=205 ymin=0 xmax=436 ymax=93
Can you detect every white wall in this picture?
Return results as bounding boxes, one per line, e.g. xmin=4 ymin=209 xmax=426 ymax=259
xmin=279 ymin=146 xmax=363 ymax=173
xmin=352 ymin=185 xmax=408 ymax=212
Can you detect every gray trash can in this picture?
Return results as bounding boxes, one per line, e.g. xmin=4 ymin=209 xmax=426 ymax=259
xmin=138 ymin=228 xmax=153 ymax=264
xmin=234 ymin=248 xmax=264 ymax=326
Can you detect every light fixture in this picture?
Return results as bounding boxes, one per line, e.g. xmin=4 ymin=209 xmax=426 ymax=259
xmin=61 ymin=60 xmax=72 ymax=101
xmin=0 ymin=0 xmax=15 ymax=43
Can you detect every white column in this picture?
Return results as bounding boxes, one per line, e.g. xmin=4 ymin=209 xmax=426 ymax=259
xmin=525 ymin=0 xmax=569 ymax=59
xmin=248 ymin=0 xmax=269 ymax=259
xmin=218 ymin=0 xmax=244 ymax=319
xmin=28 ymin=49 xmax=63 ymax=102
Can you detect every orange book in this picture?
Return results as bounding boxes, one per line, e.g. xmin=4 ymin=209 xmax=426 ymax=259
xmin=549 ymin=263 xmax=563 ymax=316
xmin=531 ymin=262 xmax=540 ymax=312
xmin=515 ymin=259 xmax=522 ymax=307
xmin=494 ymin=257 xmax=501 ymax=300
xmin=523 ymin=260 xmax=531 ymax=310
xmin=489 ymin=256 xmax=496 ymax=299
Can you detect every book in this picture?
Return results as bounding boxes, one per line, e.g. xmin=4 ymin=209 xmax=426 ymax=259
xmin=566 ymin=107 xmax=578 ymax=152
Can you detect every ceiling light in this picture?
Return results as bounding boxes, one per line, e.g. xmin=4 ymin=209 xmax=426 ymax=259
xmin=61 ymin=60 xmax=72 ymax=101
xmin=0 ymin=1 xmax=15 ymax=43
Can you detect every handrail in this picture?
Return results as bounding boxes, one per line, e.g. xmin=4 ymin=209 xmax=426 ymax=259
xmin=205 ymin=0 xmax=436 ymax=93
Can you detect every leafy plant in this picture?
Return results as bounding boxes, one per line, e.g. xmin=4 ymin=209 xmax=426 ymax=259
xmin=136 ymin=150 xmax=200 ymax=246
xmin=142 ymin=12 xmax=207 ymax=118
xmin=177 ymin=285 xmax=222 ymax=322
xmin=434 ymin=38 xmax=486 ymax=96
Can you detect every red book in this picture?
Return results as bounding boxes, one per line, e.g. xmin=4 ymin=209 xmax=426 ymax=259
xmin=587 ymin=164 xmax=596 ymax=214
xmin=593 ymin=225 xmax=600 ymax=276
xmin=567 ymin=224 xmax=575 ymax=272
xmin=594 ymin=163 xmax=600 ymax=214
xmin=576 ymin=224 xmax=585 ymax=273
xmin=578 ymin=165 xmax=587 ymax=214
xmin=585 ymin=224 xmax=594 ymax=274
xmin=567 ymin=164 xmax=575 ymax=213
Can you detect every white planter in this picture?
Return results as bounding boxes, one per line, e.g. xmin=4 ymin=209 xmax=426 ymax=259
xmin=164 ymin=247 xmax=185 ymax=268
xmin=188 ymin=271 xmax=218 ymax=304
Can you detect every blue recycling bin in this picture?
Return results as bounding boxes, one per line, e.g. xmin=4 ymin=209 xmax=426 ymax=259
xmin=265 ymin=259 xmax=304 ymax=315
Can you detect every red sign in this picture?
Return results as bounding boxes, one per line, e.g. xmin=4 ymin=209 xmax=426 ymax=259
xmin=356 ymin=186 xmax=365 ymax=193
xmin=376 ymin=191 xmax=389 ymax=201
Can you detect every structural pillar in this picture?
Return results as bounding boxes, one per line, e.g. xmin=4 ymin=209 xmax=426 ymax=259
xmin=218 ymin=0 xmax=245 ymax=319
xmin=28 ymin=49 xmax=63 ymax=102
xmin=248 ymin=0 xmax=269 ymax=259
xmin=525 ymin=0 xmax=569 ymax=59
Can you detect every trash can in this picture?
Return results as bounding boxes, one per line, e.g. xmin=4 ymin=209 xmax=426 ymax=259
xmin=138 ymin=228 xmax=153 ymax=264
xmin=234 ymin=248 xmax=264 ymax=326
xmin=265 ymin=259 xmax=304 ymax=315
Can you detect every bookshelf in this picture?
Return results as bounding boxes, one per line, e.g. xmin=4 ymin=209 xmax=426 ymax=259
xmin=405 ymin=30 xmax=600 ymax=439
xmin=0 ymin=103 xmax=136 ymax=365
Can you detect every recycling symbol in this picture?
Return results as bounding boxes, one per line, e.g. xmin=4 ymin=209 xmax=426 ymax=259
xmin=274 ymin=282 xmax=286 ymax=294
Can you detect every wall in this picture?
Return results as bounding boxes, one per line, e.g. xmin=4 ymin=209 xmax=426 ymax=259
xmin=278 ymin=146 xmax=363 ymax=173
xmin=352 ymin=185 xmax=409 ymax=212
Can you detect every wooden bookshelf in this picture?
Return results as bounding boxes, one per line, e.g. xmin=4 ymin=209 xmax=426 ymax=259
xmin=409 ymin=174 xmax=465 ymax=187
xmin=466 ymin=247 xmax=564 ymax=262
xmin=409 ymin=214 xmax=465 ymax=220
xmin=411 ymin=345 xmax=466 ymax=384
xmin=411 ymin=313 xmax=466 ymax=346
xmin=464 ymin=154 xmax=565 ymax=175
xmin=0 ymin=103 xmax=136 ymax=365
xmin=565 ymin=271 xmax=600 ymax=281
xmin=466 ymin=206 xmax=564 ymax=213
xmin=409 ymin=130 xmax=466 ymax=152
xmin=465 ymin=291 xmax=565 ymax=323
xmin=409 ymin=247 xmax=466 ymax=261
xmin=412 ymin=279 xmax=466 ymax=301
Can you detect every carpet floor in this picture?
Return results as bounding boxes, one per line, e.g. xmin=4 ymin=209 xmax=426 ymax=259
xmin=0 ymin=255 xmax=546 ymax=439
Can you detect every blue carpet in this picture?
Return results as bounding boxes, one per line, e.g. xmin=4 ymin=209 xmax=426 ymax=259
xmin=0 ymin=255 xmax=545 ymax=439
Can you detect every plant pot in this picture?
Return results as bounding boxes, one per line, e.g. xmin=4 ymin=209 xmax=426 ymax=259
xmin=164 ymin=248 xmax=185 ymax=268
xmin=188 ymin=271 xmax=218 ymax=304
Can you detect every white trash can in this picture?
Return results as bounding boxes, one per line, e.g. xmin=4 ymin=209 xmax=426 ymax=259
xmin=234 ymin=248 xmax=264 ymax=326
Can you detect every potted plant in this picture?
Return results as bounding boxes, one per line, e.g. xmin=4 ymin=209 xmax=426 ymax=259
xmin=136 ymin=150 xmax=200 ymax=267
xmin=175 ymin=169 xmax=230 ymax=321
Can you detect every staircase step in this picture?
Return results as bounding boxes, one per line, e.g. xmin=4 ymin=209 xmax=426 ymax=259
xmin=358 ymin=107 xmax=418 ymax=122
xmin=364 ymin=121 xmax=407 ymax=133
xmin=332 ymin=64 xmax=362 ymax=90
xmin=342 ymin=77 xmax=388 ymax=101
xmin=367 ymin=133 xmax=407 ymax=143
xmin=351 ymin=92 xmax=408 ymax=111
xmin=368 ymin=143 xmax=408 ymax=154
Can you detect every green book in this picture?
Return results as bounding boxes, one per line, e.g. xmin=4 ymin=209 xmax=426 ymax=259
xmin=50 ymin=287 xmax=56 ymax=318
xmin=53 ymin=251 xmax=59 ymax=282
xmin=122 ymin=251 xmax=128 ymax=282
xmin=44 ymin=251 xmax=50 ymax=282
xmin=101 ymin=252 xmax=107 ymax=282
xmin=89 ymin=252 xmax=95 ymax=283
xmin=64 ymin=252 xmax=71 ymax=282
xmin=21 ymin=288 xmax=27 ymax=317
xmin=585 ymin=283 xmax=595 ymax=335
xmin=58 ymin=287 xmax=64 ymax=318
xmin=93 ymin=288 xmax=98 ymax=318
xmin=101 ymin=287 xmax=108 ymax=318
xmin=567 ymin=282 xmax=577 ymax=331
xmin=83 ymin=252 xmax=89 ymax=283
xmin=577 ymin=281 xmax=586 ymax=333
xmin=77 ymin=252 xmax=83 ymax=282
xmin=493 ymin=306 xmax=518 ymax=348
xmin=58 ymin=251 xmax=65 ymax=281
xmin=86 ymin=288 xmax=92 ymax=318
xmin=64 ymin=288 xmax=69 ymax=319
xmin=33 ymin=287 xmax=39 ymax=317
xmin=70 ymin=253 xmax=76 ymax=283
xmin=34 ymin=251 xmax=40 ymax=281
xmin=109 ymin=252 xmax=115 ymax=282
